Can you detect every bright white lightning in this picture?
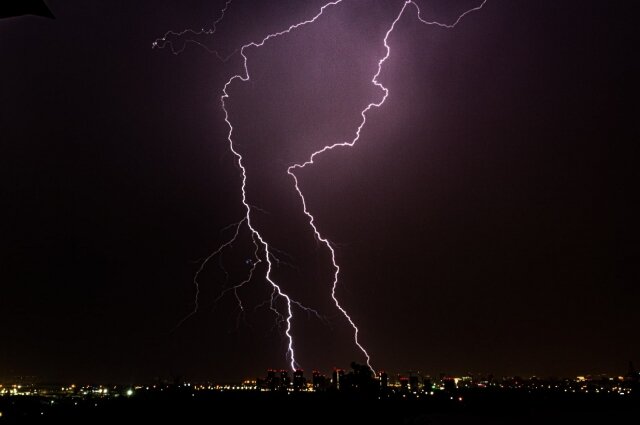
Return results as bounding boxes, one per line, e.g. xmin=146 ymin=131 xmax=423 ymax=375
xmin=159 ymin=0 xmax=487 ymax=372
xmin=287 ymin=0 xmax=488 ymax=373
xmin=220 ymin=1 xmax=346 ymax=371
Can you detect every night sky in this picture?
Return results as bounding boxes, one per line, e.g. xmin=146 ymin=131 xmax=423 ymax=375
xmin=1 ymin=0 xmax=637 ymax=384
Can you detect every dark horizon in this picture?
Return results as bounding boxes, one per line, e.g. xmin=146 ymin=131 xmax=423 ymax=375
xmin=1 ymin=0 xmax=637 ymax=383
xmin=2 ymin=364 xmax=638 ymax=387
xmin=2 ymin=371 xmax=638 ymax=423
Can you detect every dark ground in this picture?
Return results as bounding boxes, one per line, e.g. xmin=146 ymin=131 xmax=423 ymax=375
xmin=1 ymin=390 xmax=638 ymax=423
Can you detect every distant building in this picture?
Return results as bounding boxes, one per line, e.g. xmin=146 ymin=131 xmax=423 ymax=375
xmin=279 ymin=370 xmax=290 ymax=390
xmin=422 ymin=376 xmax=432 ymax=393
xmin=293 ymin=370 xmax=305 ymax=390
xmin=378 ymin=371 xmax=388 ymax=390
xmin=399 ymin=376 xmax=409 ymax=392
xmin=265 ymin=369 xmax=280 ymax=391
xmin=261 ymin=369 xmax=290 ymax=391
xmin=312 ymin=370 xmax=327 ymax=391
xmin=408 ymin=371 xmax=420 ymax=392
xmin=332 ymin=369 xmax=344 ymax=390
xmin=442 ymin=376 xmax=456 ymax=392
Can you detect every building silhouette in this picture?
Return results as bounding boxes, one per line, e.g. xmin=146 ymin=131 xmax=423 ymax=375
xmin=332 ymin=368 xmax=344 ymax=390
xmin=293 ymin=369 xmax=305 ymax=391
xmin=378 ymin=371 xmax=388 ymax=390
xmin=312 ymin=370 xmax=327 ymax=391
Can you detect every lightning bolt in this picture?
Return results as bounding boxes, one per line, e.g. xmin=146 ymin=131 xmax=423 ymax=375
xmin=219 ymin=0 xmax=345 ymax=372
xmin=152 ymin=0 xmax=236 ymax=60
xmin=287 ymin=0 xmax=487 ymax=373
xmin=170 ymin=218 xmax=245 ymax=333
xmin=158 ymin=0 xmax=487 ymax=373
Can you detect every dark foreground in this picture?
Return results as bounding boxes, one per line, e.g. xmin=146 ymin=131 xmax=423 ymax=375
xmin=1 ymin=390 xmax=638 ymax=423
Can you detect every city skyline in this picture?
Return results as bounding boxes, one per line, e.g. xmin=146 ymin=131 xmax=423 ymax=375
xmin=2 ymin=364 xmax=637 ymax=422
xmin=3 ymin=360 xmax=639 ymax=390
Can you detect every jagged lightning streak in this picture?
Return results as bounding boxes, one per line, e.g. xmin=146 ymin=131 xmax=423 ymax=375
xmin=414 ymin=0 xmax=488 ymax=28
xmin=287 ymin=0 xmax=488 ymax=373
xmin=171 ymin=218 xmax=245 ymax=333
xmin=286 ymin=2 xmax=409 ymax=375
xmin=152 ymin=0 xmax=236 ymax=60
xmin=220 ymin=1 xmax=345 ymax=371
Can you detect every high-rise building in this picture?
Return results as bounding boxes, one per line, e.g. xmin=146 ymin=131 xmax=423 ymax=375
xmin=408 ymin=371 xmax=420 ymax=392
xmin=422 ymin=376 xmax=432 ymax=393
xmin=332 ymin=368 xmax=345 ymax=390
xmin=279 ymin=370 xmax=290 ymax=390
xmin=265 ymin=369 xmax=280 ymax=391
xmin=293 ymin=369 xmax=305 ymax=390
xmin=312 ymin=370 xmax=326 ymax=391
xmin=378 ymin=371 xmax=388 ymax=390
xmin=399 ymin=376 xmax=409 ymax=391
xmin=443 ymin=376 xmax=456 ymax=392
